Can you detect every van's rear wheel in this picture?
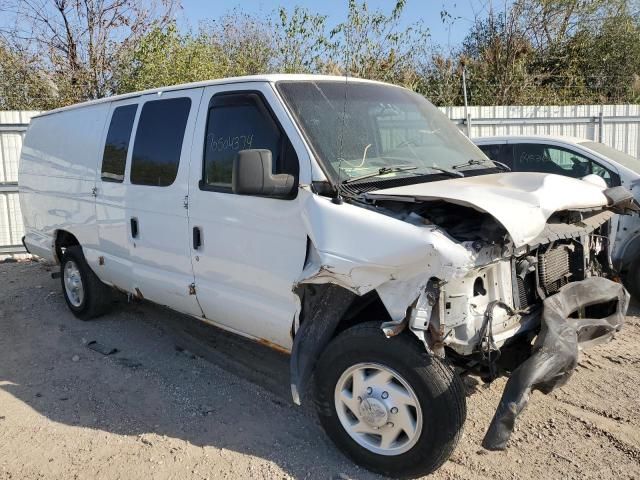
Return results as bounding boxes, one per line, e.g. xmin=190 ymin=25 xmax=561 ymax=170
xmin=314 ymin=322 xmax=466 ymax=478
xmin=60 ymin=246 xmax=111 ymax=320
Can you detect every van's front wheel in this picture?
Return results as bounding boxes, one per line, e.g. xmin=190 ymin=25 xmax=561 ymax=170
xmin=60 ymin=246 xmax=111 ymax=320
xmin=314 ymin=322 xmax=466 ymax=478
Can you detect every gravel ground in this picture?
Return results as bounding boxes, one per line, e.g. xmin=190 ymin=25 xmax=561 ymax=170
xmin=0 ymin=259 xmax=639 ymax=480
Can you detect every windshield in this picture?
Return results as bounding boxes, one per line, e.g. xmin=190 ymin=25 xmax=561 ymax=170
xmin=276 ymin=80 xmax=490 ymax=182
xmin=580 ymin=141 xmax=640 ymax=174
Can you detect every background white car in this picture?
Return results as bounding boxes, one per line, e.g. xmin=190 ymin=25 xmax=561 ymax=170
xmin=474 ymin=135 xmax=640 ymax=299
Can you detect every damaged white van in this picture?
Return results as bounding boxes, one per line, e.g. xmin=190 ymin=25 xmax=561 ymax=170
xmin=19 ymin=75 xmax=635 ymax=477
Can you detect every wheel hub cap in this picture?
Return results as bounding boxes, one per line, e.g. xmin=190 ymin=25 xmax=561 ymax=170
xmin=63 ymin=260 xmax=84 ymax=307
xmin=334 ymin=362 xmax=423 ymax=456
xmin=359 ymin=397 xmax=388 ymax=427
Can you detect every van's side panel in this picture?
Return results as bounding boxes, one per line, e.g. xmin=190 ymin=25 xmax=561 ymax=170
xmin=19 ymin=104 xmax=110 ymax=262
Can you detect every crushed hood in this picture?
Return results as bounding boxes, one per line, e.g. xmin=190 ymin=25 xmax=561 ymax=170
xmin=366 ymin=172 xmax=611 ymax=247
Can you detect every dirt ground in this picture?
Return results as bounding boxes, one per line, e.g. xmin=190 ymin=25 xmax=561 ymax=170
xmin=0 ymin=260 xmax=638 ymax=480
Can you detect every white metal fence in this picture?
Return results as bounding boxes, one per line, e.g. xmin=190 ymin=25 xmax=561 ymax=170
xmin=2 ymin=105 xmax=640 ymax=255
xmin=442 ymin=104 xmax=640 ymax=158
xmin=0 ymin=111 xmax=38 ymax=255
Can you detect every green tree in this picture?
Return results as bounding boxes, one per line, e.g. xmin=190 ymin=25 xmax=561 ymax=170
xmin=326 ymin=0 xmax=431 ymax=89
xmin=0 ymin=42 xmax=57 ymax=110
xmin=113 ymin=24 xmax=222 ymax=94
xmin=274 ymin=6 xmax=328 ymax=73
xmin=458 ymin=8 xmax=538 ymax=105
xmin=1 ymin=0 xmax=177 ymax=104
xmin=113 ymin=11 xmax=275 ymax=94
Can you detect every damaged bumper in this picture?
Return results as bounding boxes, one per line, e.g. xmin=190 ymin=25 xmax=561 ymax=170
xmin=482 ymin=277 xmax=629 ymax=450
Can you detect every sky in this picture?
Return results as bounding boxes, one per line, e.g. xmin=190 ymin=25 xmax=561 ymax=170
xmin=177 ymin=0 xmax=504 ymax=51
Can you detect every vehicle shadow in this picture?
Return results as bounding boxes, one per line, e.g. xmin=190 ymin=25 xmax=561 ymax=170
xmin=0 ymin=261 xmax=388 ymax=479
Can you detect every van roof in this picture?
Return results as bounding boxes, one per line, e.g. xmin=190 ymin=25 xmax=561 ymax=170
xmin=34 ymin=74 xmax=392 ymax=118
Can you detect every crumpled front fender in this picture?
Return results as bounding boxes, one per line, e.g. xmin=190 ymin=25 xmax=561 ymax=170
xmin=295 ymin=192 xmax=476 ymax=320
xmin=288 ymin=192 xmax=477 ymax=404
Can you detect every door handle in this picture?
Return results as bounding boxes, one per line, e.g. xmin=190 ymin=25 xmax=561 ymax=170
xmin=193 ymin=226 xmax=202 ymax=250
xmin=130 ymin=217 xmax=139 ymax=238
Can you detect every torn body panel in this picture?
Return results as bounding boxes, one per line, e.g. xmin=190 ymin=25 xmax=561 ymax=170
xmin=482 ymin=277 xmax=628 ymax=450
xmin=296 ymin=191 xmax=488 ymax=318
xmin=290 ymin=283 xmax=356 ymax=405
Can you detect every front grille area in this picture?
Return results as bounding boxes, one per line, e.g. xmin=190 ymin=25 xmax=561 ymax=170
xmin=539 ymin=246 xmax=571 ymax=293
xmin=538 ymin=242 xmax=584 ymax=295
xmin=513 ymin=240 xmax=586 ymax=308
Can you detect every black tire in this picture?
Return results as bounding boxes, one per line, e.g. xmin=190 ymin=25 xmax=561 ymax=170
xmin=314 ymin=322 xmax=466 ymax=478
xmin=623 ymin=258 xmax=640 ymax=301
xmin=60 ymin=246 xmax=112 ymax=320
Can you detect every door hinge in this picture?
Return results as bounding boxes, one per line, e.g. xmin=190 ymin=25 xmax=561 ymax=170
xmin=91 ymin=186 xmax=98 ymax=197
xmin=183 ymin=195 xmax=189 ymax=209
xmin=189 ymin=282 xmax=196 ymax=295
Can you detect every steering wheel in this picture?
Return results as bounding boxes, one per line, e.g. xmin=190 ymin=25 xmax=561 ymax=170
xmin=570 ymin=157 xmax=589 ymax=177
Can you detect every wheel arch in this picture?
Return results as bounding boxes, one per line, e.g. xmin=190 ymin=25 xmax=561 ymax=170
xmin=54 ymin=229 xmax=80 ymax=264
xmin=290 ymin=282 xmax=404 ymax=405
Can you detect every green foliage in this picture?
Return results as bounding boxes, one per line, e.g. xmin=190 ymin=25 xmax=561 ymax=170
xmin=325 ymin=0 xmax=431 ymax=89
xmin=275 ymin=6 xmax=328 ymax=73
xmin=113 ymin=24 xmax=221 ymax=93
xmin=113 ymin=12 xmax=276 ymax=94
xmin=441 ymin=0 xmax=640 ymax=105
xmin=0 ymin=43 xmax=57 ymax=110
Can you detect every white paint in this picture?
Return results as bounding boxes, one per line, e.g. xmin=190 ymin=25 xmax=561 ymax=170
xmin=296 ymin=192 xmax=478 ymax=322
xmin=125 ymin=88 xmax=204 ymax=317
xmin=187 ymin=82 xmax=310 ymax=348
xmin=94 ymin=97 xmax=138 ymax=289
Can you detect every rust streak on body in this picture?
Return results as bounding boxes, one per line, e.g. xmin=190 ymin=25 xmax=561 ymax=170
xmin=257 ymin=338 xmax=290 ymax=355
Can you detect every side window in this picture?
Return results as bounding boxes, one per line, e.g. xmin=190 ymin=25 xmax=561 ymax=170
xmin=202 ymin=92 xmax=298 ymax=190
xmin=591 ymin=162 xmax=616 ymax=186
xmin=478 ymin=144 xmax=501 ymax=162
xmin=101 ymin=104 xmax=137 ymax=182
xmin=512 ymin=143 xmax=616 ymax=186
xmin=130 ymin=97 xmax=191 ymax=187
xmin=513 ymin=143 xmax=584 ymax=175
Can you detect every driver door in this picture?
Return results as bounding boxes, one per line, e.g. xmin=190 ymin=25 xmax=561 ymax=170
xmin=187 ymin=82 xmax=310 ymax=349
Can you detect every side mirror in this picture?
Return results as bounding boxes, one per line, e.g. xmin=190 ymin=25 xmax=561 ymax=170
xmin=232 ymin=149 xmax=295 ymax=198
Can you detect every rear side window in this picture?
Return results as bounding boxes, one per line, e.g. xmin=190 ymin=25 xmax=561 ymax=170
xmin=130 ymin=97 xmax=191 ymax=186
xmin=202 ymin=92 xmax=298 ymax=190
xmin=101 ymin=104 xmax=137 ymax=182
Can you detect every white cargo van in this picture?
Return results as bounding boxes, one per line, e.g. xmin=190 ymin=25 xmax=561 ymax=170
xmin=19 ymin=75 xmax=633 ymax=477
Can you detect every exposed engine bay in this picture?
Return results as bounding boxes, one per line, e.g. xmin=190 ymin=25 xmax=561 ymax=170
xmin=369 ymin=198 xmax=617 ymax=359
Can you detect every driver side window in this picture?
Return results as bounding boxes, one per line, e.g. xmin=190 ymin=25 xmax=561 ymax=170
xmin=202 ymin=92 xmax=299 ymax=191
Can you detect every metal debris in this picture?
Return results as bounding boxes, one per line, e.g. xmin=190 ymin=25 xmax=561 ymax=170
xmin=87 ymin=340 xmax=118 ymax=356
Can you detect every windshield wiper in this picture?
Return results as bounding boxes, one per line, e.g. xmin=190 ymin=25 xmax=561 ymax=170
xmin=452 ymin=158 xmax=511 ymax=171
xmin=342 ymin=164 xmax=463 ymax=184
xmin=423 ymin=165 xmax=464 ymax=178
xmin=342 ymin=166 xmax=418 ymax=184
